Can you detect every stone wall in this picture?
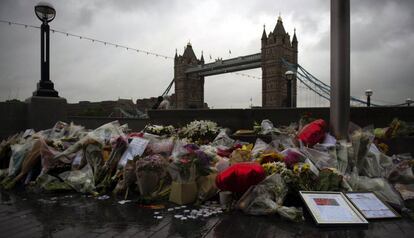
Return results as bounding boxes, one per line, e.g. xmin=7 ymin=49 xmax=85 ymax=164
xmin=148 ymin=107 xmax=414 ymax=131
xmin=0 ymin=100 xmax=27 ymax=139
xmin=68 ymin=116 xmax=149 ymax=131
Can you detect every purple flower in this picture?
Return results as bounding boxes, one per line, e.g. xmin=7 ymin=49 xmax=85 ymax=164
xmin=184 ymin=144 xmax=199 ymax=153
xmin=284 ymin=150 xmax=300 ymax=169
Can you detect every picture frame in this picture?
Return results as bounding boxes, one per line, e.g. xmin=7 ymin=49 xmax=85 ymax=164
xmin=344 ymin=192 xmax=401 ymax=219
xmin=299 ymin=191 xmax=368 ymax=226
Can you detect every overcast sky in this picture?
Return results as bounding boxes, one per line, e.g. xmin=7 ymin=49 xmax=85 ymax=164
xmin=0 ymin=0 xmax=413 ymax=108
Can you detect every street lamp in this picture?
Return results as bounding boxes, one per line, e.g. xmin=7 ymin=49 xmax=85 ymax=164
xmin=365 ymin=89 xmax=373 ymax=107
xmin=285 ymin=70 xmax=295 ymax=108
xmin=33 ymin=2 xmax=59 ymax=97
xmin=406 ymin=98 xmax=412 ymax=106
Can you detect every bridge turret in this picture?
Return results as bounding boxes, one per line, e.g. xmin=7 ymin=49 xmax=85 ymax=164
xmin=261 ymin=25 xmax=267 ymax=47
xmin=174 ymin=43 xmax=205 ymax=109
xmin=200 ymin=51 xmax=205 ymax=64
xmin=284 ymin=33 xmax=291 ymax=47
xmin=274 ymin=16 xmax=286 ymax=36
xmin=292 ymin=29 xmax=298 ymax=50
xmin=261 ymin=15 xmax=298 ymax=108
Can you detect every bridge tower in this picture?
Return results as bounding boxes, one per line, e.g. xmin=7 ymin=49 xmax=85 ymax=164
xmin=261 ymin=16 xmax=298 ymax=107
xmin=174 ymin=43 xmax=205 ymax=109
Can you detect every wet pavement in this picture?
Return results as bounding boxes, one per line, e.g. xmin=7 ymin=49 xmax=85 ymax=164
xmin=1 ymin=189 xmax=414 ymax=238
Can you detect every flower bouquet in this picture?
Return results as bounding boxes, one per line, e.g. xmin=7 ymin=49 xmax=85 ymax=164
xmin=168 ymin=144 xmax=214 ymax=204
xmin=143 ymin=124 xmax=175 ymax=137
xmin=135 ymin=154 xmax=168 ymax=196
xmin=178 ymin=120 xmax=219 ymax=144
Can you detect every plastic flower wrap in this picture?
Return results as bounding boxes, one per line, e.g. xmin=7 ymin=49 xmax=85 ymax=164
xmin=229 ymin=144 xmax=253 ymax=165
xmin=236 ymin=173 xmax=304 ymax=222
xmin=136 ymin=154 xmax=168 ymax=196
xmin=168 ymin=144 xmax=213 ymax=183
xmin=178 ymin=120 xmax=219 ymax=144
xmin=316 ymin=168 xmax=343 ymax=191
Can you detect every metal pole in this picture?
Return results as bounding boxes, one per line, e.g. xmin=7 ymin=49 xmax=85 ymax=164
xmin=330 ymin=0 xmax=350 ymax=139
xmin=287 ymin=79 xmax=292 ymax=108
xmin=33 ymin=21 xmax=58 ymax=97
xmin=40 ymin=22 xmax=46 ymax=82
xmin=367 ymin=95 xmax=371 ymax=107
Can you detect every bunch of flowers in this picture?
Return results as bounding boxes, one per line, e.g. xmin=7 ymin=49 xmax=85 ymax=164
xmin=178 ymin=120 xmax=219 ymax=144
xmin=170 ymin=144 xmax=214 ymax=182
xmin=136 ymin=154 xmax=168 ymax=173
xmin=256 ymin=152 xmax=284 ymax=164
xmin=144 ymin=124 xmax=175 ymax=136
xmin=262 ymin=162 xmax=287 ymax=176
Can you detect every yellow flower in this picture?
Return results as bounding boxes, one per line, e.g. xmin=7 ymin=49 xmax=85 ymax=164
xmin=302 ymin=163 xmax=310 ymax=172
xmin=242 ymin=144 xmax=253 ymax=151
xmin=293 ymin=164 xmax=300 ymax=174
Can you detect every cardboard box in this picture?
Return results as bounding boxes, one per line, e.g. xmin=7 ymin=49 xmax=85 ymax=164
xmin=169 ymin=181 xmax=198 ymax=205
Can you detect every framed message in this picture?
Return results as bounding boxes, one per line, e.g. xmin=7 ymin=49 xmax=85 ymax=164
xmin=344 ymin=192 xmax=400 ymax=219
xmin=299 ymin=191 xmax=368 ymax=226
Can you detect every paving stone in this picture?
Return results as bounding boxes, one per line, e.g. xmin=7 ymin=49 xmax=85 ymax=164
xmin=1 ymin=190 xmax=414 ymax=238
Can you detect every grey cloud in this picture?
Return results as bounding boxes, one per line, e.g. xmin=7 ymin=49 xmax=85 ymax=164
xmin=0 ymin=0 xmax=413 ymax=107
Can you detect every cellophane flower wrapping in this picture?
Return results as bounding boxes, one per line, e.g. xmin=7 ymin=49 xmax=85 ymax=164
xmin=136 ymin=154 xmax=168 ymax=196
xmin=236 ymin=173 xmax=304 ymax=222
xmin=59 ymin=163 xmax=95 ymax=194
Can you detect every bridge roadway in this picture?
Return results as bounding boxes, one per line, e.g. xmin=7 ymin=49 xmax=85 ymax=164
xmin=185 ymin=53 xmax=262 ymax=76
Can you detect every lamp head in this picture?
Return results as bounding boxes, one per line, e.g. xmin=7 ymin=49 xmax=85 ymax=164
xmin=365 ymin=89 xmax=373 ymax=97
xmin=285 ymin=70 xmax=295 ymax=81
xmin=35 ymin=2 xmax=56 ymax=23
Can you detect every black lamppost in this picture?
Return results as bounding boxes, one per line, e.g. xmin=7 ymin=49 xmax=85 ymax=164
xmin=365 ymin=89 xmax=373 ymax=107
xmin=33 ymin=2 xmax=58 ymax=97
xmin=406 ymin=98 xmax=412 ymax=106
xmin=285 ymin=70 xmax=295 ymax=108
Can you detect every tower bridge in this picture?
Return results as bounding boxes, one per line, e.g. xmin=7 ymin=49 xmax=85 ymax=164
xmin=174 ymin=16 xmax=298 ymax=109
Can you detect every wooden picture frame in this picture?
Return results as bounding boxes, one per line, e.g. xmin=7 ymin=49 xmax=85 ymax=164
xmin=299 ymin=191 xmax=368 ymax=226
xmin=344 ymin=192 xmax=401 ymax=219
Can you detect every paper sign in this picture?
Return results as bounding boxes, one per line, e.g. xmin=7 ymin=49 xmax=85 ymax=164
xmin=118 ymin=137 xmax=149 ymax=168
xmin=128 ymin=138 xmax=149 ymax=157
